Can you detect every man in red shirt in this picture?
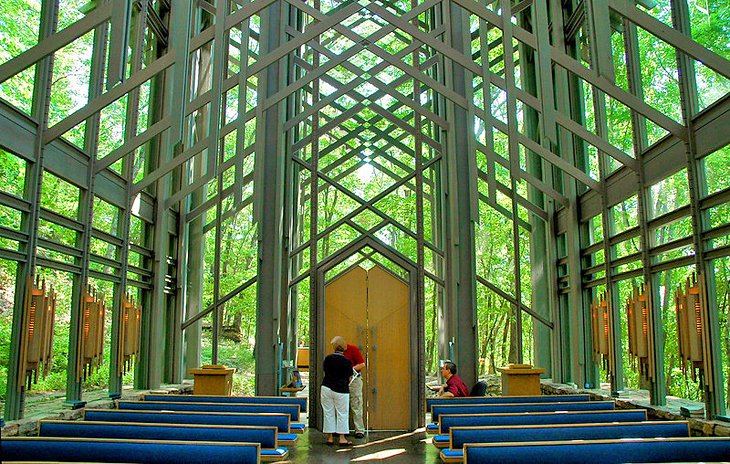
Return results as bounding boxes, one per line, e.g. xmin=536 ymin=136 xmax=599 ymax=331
xmin=438 ymin=361 xmax=469 ymax=397
xmin=331 ymin=336 xmax=366 ymax=438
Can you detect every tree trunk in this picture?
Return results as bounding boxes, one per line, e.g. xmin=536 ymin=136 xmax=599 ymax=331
xmin=508 ymin=305 xmax=518 ymax=364
xmin=426 ymin=295 xmax=438 ymax=374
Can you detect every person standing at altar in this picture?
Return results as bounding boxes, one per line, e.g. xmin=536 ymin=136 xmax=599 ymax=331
xmin=332 ymin=335 xmax=366 ymax=439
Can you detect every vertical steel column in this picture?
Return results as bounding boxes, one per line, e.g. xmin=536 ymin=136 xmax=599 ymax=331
xmin=622 ymin=13 xmax=663 ymax=403
xmin=142 ymin=1 xmax=192 ymax=390
xmin=208 ymin=0 xmax=230 ymax=365
xmin=110 ymin=0 xmax=149 ymax=395
xmin=549 ymin=0 xmax=586 ymax=384
xmin=523 ymin=0 xmax=557 ymax=375
xmin=4 ymin=0 xmax=59 ymax=421
xmin=444 ymin=0 xmax=478 ymax=387
xmin=585 ymin=0 xmax=616 ymax=389
xmin=306 ymin=0 xmax=322 ymax=424
xmin=671 ymin=0 xmax=725 ymax=417
xmin=412 ymin=0 xmax=427 ymax=421
xmin=502 ymin=0 xmax=524 ymax=365
xmin=71 ymin=6 xmax=110 ymax=401
xmin=254 ymin=0 xmax=286 ymax=396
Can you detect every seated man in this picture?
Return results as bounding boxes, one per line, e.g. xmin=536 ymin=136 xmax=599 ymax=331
xmin=437 ymin=361 xmax=469 ymax=397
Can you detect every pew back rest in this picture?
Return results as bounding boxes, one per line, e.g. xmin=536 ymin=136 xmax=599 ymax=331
xmin=463 ymin=437 xmax=730 ymax=464
xmin=438 ymin=409 xmax=648 ymax=433
xmin=426 ymin=394 xmax=590 ymax=412
xmin=144 ymin=394 xmax=308 ymax=414
xmin=432 ymin=401 xmax=614 ymax=421
xmin=39 ymin=420 xmax=279 ymax=449
xmin=85 ymin=409 xmax=291 ymax=433
xmin=2 ymin=437 xmax=261 ymax=464
xmin=117 ymin=400 xmax=300 ymax=421
xmin=450 ymin=420 xmax=689 ymax=448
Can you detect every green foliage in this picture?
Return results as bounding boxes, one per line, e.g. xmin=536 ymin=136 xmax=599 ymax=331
xmin=0 ymin=0 xmax=40 ymax=113
xmin=200 ymin=335 xmax=256 ymax=396
xmin=704 ymin=146 xmax=730 ymax=196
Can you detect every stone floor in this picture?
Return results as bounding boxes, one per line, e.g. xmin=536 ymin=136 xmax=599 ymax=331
xmin=285 ymin=428 xmax=440 ymax=464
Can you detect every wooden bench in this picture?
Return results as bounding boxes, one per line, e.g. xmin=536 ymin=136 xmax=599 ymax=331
xmin=431 ymin=409 xmax=648 ymax=434
xmin=426 ymin=394 xmax=590 ymax=413
xmin=436 ymin=421 xmax=690 ymax=462
xmin=144 ymin=394 xmax=308 ymax=414
xmin=463 ymin=437 xmax=730 ymax=464
xmin=431 ymin=400 xmax=614 ymax=422
xmin=117 ymin=400 xmax=306 ymax=433
xmin=39 ymin=420 xmax=290 ymax=461
xmin=117 ymin=400 xmax=302 ymax=422
xmin=85 ymin=409 xmax=299 ymax=436
xmin=2 ymin=437 xmax=261 ymax=464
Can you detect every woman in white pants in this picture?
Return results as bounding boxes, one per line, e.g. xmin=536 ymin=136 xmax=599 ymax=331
xmin=321 ymin=337 xmax=353 ymax=446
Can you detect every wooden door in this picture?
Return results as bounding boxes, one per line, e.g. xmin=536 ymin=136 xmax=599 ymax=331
xmin=324 ymin=265 xmax=410 ymax=430
xmin=366 ymin=266 xmax=410 ymax=429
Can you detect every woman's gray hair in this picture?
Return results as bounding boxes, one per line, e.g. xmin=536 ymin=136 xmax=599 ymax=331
xmin=330 ymin=335 xmax=347 ymax=352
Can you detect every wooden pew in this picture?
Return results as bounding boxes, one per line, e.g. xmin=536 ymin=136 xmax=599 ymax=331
xmin=116 ymin=400 xmax=306 ymax=432
xmin=463 ymin=437 xmax=730 ymax=464
xmin=432 ymin=409 xmax=648 ymax=434
xmin=144 ymin=394 xmax=308 ymax=414
xmin=39 ymin=420 xmax=290 ymax=461
xmin=117 ymin=400 xmax=301 ymax=421
xmin=430 ymin=400 xmax=614 ymax=422
xmin=436 ymin=421 xmax=690 ymax=462
xmin=84 ymin=409 xmax=299 ymax=437
xmin=2 ymin=437 xmax=261 ymax=464
xmin=426 ymin=394 xmax=590 ymax=413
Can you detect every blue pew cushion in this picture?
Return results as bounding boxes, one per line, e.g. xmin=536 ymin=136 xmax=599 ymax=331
xmin=118 ymin=400 xmax=301 ymax=421
xmin=426 ymin=394 xmax=591 ymax=412
xmin=432 ymin=434 xmax=450 ymax=448
xmin=449 ymin=421 xmax=689 ymax=449
xmin=439 ymin=447 xmax=464 ymax=464
xmin=39 ymin=420 xmax=280 ymax=449
xmin=427 ymin=423 xmax=439 ymax=433
xmin=290 ymin=422 xmax=306 ymax=433
xmin=431 ymin=401 xmax=614 ymax=421
xmin=84 ymin=409 xmax=291 ymax=433
xmin=438 ymin=409 xmax=648 ymax=433
xmin=278 ymin=432 xmax=298 ymax=444
xmin=144 ymin=394 xmax=308 ymax=413
xmin=463 ymin=437 xmax=730 ymax=464
xmin=261 ymin=447 xmax=289 ymax=462
xmin=2 ymin=437 xmax=260 ymax=464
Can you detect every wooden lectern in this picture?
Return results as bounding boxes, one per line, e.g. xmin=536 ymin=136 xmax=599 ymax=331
xmin=497 ymin=364 xmax=545 ymax=396
xmin=296 ymin=347 xmax=310 ymax=370
xmin=189 ymin=364 xmax=235 ymax=395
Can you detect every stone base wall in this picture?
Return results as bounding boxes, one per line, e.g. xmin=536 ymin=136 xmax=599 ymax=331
xmin=541 ymin=382 xmax=730 ymax=437
xmin=1 ymin=383 xmax=193 ymax=437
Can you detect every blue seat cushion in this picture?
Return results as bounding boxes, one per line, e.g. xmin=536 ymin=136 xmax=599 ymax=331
xmin=278 ymin=432 xmax=298 ymax=444
xmin=463 ymin=438 xmax=730 ymax=464
xmin=431 ymin=401 xmax=613 ymax=421
xmin=426 ymin=394 xmax=590 ymax=411
xmin=84 ymin=409 xmax=291 ymax=433
xmin=144 ymin=395 xmax=308 ymax=413
xmin=450 ymin=421 xmax=689 ymax=448
xmin=261 ymin=447 xmax=289 ymax=461
xmin=2 ymin=437 xmax=260 ymax=464
xmin=118 ymin=401 xmax=300 ymax=421
xmin=439 ymin=448 xmax=464 ymax=463
xmin=432 ymin=434 xmax=450 ymax=448
xmin=439 ymin=409 xmax=647 ymax=432
xmin=39 ymin=421 xmax=278 ymax=448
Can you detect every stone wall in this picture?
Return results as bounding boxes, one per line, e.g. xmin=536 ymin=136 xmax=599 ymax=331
xmin=541 ymin=382 xmax=730 ymax=437
xmin=1 ymin=383 xmax=193 ymax=437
